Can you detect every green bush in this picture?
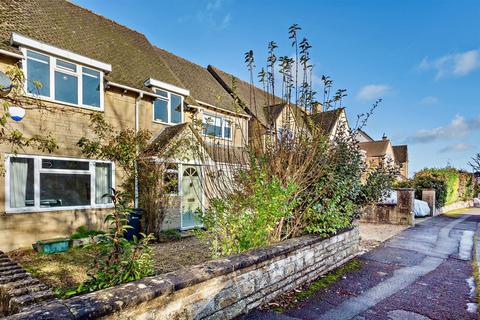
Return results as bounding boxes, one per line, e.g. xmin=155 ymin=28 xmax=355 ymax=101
xmin=199 ymin=166 xmax=299 ymax=258
xmin=412 ymin=167 xmax=475 ymax=208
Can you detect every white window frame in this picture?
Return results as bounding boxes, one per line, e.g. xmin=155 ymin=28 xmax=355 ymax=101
xmin=152 ymin=89 xmax=184 ymax=125
xmin=21 ymin=48 xmax=105 ymax=111
xmin=5 ymin=154 xmax=115 ymax=214
xmin=202 ymin=112 xmax=233 ymax=140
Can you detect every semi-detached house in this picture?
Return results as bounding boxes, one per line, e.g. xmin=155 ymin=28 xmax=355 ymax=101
xmin=0 ymin=0 xmax=250 ymax=251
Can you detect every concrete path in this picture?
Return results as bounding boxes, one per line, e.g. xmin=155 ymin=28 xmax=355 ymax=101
xmin=239 ymin=209 xmax=480 ymax=320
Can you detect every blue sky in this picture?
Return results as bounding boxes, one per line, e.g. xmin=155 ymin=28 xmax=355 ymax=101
xmin=75 ymin=0 xmax=480 ymax=176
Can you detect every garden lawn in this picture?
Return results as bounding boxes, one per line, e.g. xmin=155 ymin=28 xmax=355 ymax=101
xmin=8 ymin=236 xmax=211 ymax=295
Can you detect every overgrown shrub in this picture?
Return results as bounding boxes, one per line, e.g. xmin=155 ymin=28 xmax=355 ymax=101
xmin=64 ymin=189 xmax=155 ymax=298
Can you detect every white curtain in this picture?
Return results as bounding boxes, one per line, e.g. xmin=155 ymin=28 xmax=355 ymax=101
xmin=95 ymin=163 xmax=111 ymax=204
xmin=10 ymin=158 xmax=29 ymax=208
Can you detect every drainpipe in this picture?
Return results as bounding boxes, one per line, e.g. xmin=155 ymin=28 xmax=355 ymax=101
xmin=134 ymin=92 xmax=143 ymax=208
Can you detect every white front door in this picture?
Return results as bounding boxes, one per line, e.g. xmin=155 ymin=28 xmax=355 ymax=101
xmin=181 ymin=165 xmax=203 ymax=229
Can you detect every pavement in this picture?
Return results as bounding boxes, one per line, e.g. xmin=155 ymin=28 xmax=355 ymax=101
xmin=239 ymin=208 xmax=480 ymax=320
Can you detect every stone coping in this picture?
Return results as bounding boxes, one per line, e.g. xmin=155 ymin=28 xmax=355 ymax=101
xmin=7 ymin=228 xmax=355 ymax=319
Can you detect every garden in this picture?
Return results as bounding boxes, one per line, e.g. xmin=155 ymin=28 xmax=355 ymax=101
xmin=4 ymin=25 xmax=397 ymax=302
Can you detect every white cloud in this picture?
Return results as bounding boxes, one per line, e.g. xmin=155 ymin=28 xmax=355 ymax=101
xmin=406 ymin=114 xmax=480 ymax=144
xmin=181 ymin=0 xmax=232 ymax=30
xmin=420 ymin=96 xmax=439 ymax=105
xmin=356 ymin=84 xmax=390 ymax=101
xmin=419 ymin=49 xmax=480 ymax=80
xmin=439 ymin=143 xmax=473 ymax=153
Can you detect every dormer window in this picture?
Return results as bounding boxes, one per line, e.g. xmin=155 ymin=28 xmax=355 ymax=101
xmin=23 ymin=49 xmax=104 ymax=109
xmin=153 ymin=89 xmax=184 ymax=124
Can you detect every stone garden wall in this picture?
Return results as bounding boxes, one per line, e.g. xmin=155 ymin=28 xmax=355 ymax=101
xmin=360 ymin=188 xmax=415 ymax=225
xmin=7 ymin=227 xmax=360 ymax=320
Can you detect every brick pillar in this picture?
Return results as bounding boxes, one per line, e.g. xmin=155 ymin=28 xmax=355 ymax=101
xmin=422 ymin=189 xmax=436 ymax=216
xmin=395 ymin=188 xmax=415 ymax=226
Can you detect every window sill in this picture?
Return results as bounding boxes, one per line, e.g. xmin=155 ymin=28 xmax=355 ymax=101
xmin=25 ymin=93 xmax=104 ymax=112
xmin=202 ymin=134 xmax=233 ymax=142
xmin=5 ymin=204 xmax=114 ymax=214
xmin=153 ymin=119 xmax=184 ymax=126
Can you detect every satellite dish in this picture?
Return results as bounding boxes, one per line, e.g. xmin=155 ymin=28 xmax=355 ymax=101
xmin=0 ymin=71 xmax=13 ymax=96
xmin=9 ymin=106 xmax=25 ymax=121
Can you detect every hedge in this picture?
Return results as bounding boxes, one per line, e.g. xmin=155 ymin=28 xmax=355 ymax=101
xmin=403 ymin=167 xmax=475 ymax=208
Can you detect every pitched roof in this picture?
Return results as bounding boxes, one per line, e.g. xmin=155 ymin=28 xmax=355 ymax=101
xmin=208 ymin=65 xmax=289 ymax=127
xmin=0 ymin=0 xmax=184 ymax=92
xmin=155 ymin=48 xmax=247 ymax=116
xmin=356 ymin=129 xmax=374 ymax=142
xmin=310 ymin=108 xmax=345 ymax=135
xmin=393 ymin=145 xmax=408 ymax=163
xmin=358 ymin=140 xmax=391 ymax=157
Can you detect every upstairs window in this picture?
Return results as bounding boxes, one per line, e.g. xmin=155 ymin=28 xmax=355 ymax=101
xmin=153 ymin=89 xmax=183 ymax=124
xmin=24 ymin=49 xmax=103 ymax=109
xmin=203 ymin=113 xmax=232 ymax=139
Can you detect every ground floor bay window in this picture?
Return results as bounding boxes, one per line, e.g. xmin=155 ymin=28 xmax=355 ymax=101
xmin=6 ymin=155 xmax=114 ymax=213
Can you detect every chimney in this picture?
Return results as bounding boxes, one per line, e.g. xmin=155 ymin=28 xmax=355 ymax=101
xmin=312 ymin=102 xmax=324 ymax=114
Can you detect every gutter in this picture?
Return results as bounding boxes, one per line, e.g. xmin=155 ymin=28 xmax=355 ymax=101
xmin=0 ymin=49 xmax=24 ymax=60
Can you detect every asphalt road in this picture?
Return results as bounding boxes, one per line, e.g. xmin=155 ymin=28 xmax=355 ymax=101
xmin=240 ymin=209 xmax=480 ymax=320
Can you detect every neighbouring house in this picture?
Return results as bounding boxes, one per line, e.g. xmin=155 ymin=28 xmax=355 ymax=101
xmin=355 ymin=129 xmax=374 ymax=143
xmin=207 ymin=65 xmax=349 ymax=147
xmin=358 ymin=139 xmax=395 ymax=170
xmin=356 ymin=131 xmax=409 ymax=179
xmin=0 ymin=0 xmax=250 ymax=251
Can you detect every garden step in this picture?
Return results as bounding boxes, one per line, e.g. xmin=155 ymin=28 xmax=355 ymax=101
xmin=10 ymin=284 xmax=51 ymax=297
xmin=0 ymin=264 xmax=21 ymax=272
xmin=9 ymin=290 xmax=55 ymax=311
xmin=0 ymin=268 xmax=26 ymax=277
xmin=0 ymin=272 xmax=29 ymax=284
xmin=4 ymin=278 xmax=40 ymax=289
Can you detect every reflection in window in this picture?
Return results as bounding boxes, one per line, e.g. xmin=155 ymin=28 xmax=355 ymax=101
xmin=55 ymin=70 xmax=78 ymax=104
xmin=82 ymin=67 xmax=101 ymax=107
xmin=154 ymin=98 xmax=169 ymax=123
xmin=203 ymin=113 xmax=232 ymax=139
xmin=40 ymin=173 xmax=91 ymax=207
xmin=170 ymin=94 xmax=182 ymax=124
xmin=26 ymin=50 xmax=50 ymax=96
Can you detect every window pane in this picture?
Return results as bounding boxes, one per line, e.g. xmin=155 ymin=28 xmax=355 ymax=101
xmin=224 ymin=120 xmax=232 ymax=139
xmin=154 ymin=99 xmax=168 ymax=122
xmin=56 ymin=59 xmax=76 ymax=72
xmin=55 ymin=71 xmax=78 ymax=104
xmin=42 ymin=159 xmax=89 ymax=170
xmin=203 ymin=115 xmax=222 ymax=137
xmin=170 ymin=94 xmax=182 ymax=124
xmin=26 ymin=51 xmax=50 ymax=97
xmin=40 ymin=173 xmax=90 ymax=207
xmin=82 ymin=68 xmax=101 ymax=107
xmin=10 ymin=158 xmax=34 ymax=208
xmin=95 ymin=163 xmax=112 ymax=204
xmin=155 ymin=89 xmax=168 ymax=98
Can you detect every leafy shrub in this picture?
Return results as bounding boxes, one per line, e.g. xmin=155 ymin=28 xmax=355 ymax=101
xmin=199 ymin=165 xmax=299 ymax=258
xmin=70 ymin=226 xmax=105 ymax=240
xmin=64 ymin=189 xmax=155 ymax=298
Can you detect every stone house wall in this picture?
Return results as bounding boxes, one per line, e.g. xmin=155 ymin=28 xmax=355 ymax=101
xmin=7 ymin=227 xmax=360 ymax=319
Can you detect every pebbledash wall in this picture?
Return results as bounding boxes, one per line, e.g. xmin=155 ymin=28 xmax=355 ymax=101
xmin=7 ymin=227 xmax=359 ymax=320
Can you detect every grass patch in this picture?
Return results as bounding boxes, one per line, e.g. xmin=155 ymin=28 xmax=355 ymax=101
xmin=444 ymin=208 xmax=471 ymax=216
xmin=8 ymin=236 xmax=212 ymax=298
xmin=294 ymin=259 xmax=363 ymax=302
